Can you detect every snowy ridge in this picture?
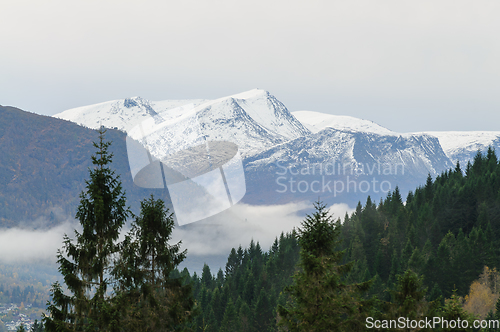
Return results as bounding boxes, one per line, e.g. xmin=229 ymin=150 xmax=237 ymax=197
xmin=288 ymin=110 xmax=450 ymax=175
xmin=293 ymin=110 xmax=395 ymax=136
xmin=419 ymin=131 xmax=500 ymax=158
xmin=242 ymin=126 xmax=453 ymax=206
xmin=292 ymin=110 xmax=500 ymax=169
xmin=55 ymin=92 xmax=499 ymax=172
xmin=418 ymin=131 xmax=500 ymax=167
xmin=246 ymin=128 xmax=450 ymax=177
xmin=56 ymin=97 xmax=207 ymax=132
xmin=55 ymin=89 xmax=310 ymax=158
xmin=54 ymin=90 xmax=496 ymax=206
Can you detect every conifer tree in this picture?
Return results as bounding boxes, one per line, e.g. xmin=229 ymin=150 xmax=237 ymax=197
xmin=201 ymin=264 xmax=213 ymax=289
xmin=278 ymin=201 xmax=373 ymax=331
xmin=225 ymin=249 xmax=239 ymax=278
xmin=440 ymin=289 xmax=475 ymax=332
xmin=219 ymin=298 xmax=238 ymax=332
xmin=238 ymin=301 xmax=253 ymax=332
xmin=254 ymin=289 xmax=272 ymax=331
xmin=44 ymin=127 xmax=130 ymax=331
xmin=385 ymin=269 xmax=439 ymax=326
xmin=112 ymin=195 xmax=194 ymax=331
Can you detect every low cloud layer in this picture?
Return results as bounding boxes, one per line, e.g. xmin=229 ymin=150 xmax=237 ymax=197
xmin=0 ymin=202 xmax=353 ymax=268
xmin=0 ymin=221 xmax=78 ymax=264
xmin=171 ymin=201 xmax=354 ymax=257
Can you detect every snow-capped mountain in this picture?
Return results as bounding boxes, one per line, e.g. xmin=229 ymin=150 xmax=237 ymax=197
xmin=243 ymin=127 xmax=452 ymax=205
xmin=246 ymin=129 xmax=449 ymax=175
xmin=55 ymin=89 xmax=309 ymax=158
xmin=291 ymin=111 xmax=450 ymax=174
xmin=293 ymin=110 xmax=394 ymax=136
xmin=54 ymin=89 xmax=498 ymax=207
xmin=55 ymin=96 xmax=207 ymax=132
xmin=293 ymin=110 xmax=500 ymax=169
xmin=418 ymin=131 xmax=500 ymax=167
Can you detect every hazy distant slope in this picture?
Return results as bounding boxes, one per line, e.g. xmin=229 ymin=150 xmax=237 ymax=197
xmin=0 ymin=105 xmax=158 ymax=227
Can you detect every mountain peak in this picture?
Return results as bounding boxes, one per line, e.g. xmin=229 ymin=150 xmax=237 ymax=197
xmin=228 ymin=88 xmax=268 ymax=100
xmin=123 ymin=96 xmax=147 ymax=108
xmin=54 ymin=90 xmax=309 ymax=158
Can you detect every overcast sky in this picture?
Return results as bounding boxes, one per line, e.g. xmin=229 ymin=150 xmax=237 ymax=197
xmin=2 ymin=0 xmax=500 ymax=132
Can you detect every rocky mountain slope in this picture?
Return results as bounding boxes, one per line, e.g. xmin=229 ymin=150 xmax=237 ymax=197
xmin=294 ymin=110 xmax=500 ymax=169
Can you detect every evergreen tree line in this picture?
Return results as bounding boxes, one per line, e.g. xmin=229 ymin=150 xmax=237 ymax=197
xmin=339 ymin=147 xmax=500 ymax=301
xmin=171 ymin=233 xmax=300 ymax=332
xmin=176 ymin=148 xmax=500 ymax=331
xmin=0 ymin=285 xmax=46 ymax=307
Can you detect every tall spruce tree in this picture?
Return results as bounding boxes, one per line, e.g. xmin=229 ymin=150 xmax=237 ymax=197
xmin=112 ymin=195 xmax=195 ymax=331
xmin=44 ymin=127 xmax=130 ymax=331
xmin=278 ymin=201 xmax=373 ymax=332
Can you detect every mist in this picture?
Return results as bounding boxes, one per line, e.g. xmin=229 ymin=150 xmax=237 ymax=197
xmin=172 ymin=201 xmax=353 ymax=273
xmin=0 ymin=221 xmax=77 ymax=264
xmin=0 ymin=202 xmax=353 ymax=274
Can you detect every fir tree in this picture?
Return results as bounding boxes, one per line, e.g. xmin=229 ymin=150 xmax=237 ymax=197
xmin=201 ymin=264 xmax=213 ymax=289
xmin=219 ymin=298 xmax=238 ymax=332
xmin=112 ymin=195 xmax=195 ymax=331
xmin=440 ymin=289 xmax=475 ymax=332
xmin=385 ymin=269 xmax=439 ymax=326
xmin=254 ymin=289 xmax=272 ymax=331
xmin=44 ymin=127 xmax=130 ymax=331
xmin=278 ymin=201 xmax=373 ymax=331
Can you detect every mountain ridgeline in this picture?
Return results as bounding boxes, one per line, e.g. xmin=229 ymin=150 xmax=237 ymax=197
xmin=53 ymin=89 xmax=500 ymax=207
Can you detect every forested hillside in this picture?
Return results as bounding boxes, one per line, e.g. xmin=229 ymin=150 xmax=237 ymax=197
xmin=180 ymin=148 xmax=500 ymax=331
xmin=174 ymin=234 xmax=300 ymax=331
xmin=339 ymin=147 xmax=500 ymax=300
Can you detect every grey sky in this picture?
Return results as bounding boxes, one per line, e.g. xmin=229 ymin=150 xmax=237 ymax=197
xmin=1 ymin=0 xmax=500 ymax=132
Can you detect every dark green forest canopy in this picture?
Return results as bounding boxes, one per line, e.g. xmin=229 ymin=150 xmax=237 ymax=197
xmin=178 ymin=148 xmax=500 ymax=331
